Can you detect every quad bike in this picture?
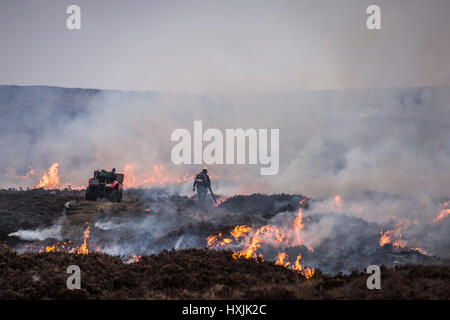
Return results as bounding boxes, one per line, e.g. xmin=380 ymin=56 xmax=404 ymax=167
xmin=85 ymin=170 xmax=124 ymax=203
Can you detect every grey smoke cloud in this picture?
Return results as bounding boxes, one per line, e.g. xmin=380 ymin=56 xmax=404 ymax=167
xmin=1 ymin=1 xmax=449 ymax=210
xmin=1 ymin=86 xmax=449 ymax=205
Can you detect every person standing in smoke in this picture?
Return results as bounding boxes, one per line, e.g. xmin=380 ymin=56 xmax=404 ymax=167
xmin=193 ymin=167 xmax=211 ymax=203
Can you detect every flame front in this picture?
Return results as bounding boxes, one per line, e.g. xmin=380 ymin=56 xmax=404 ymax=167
xmin=208 ymin=199 xmax=315 ymax=279
xmin=379 ymin=219 xmax=408 ymax=248
xmin=379 ymin=230 xmax=392 ymax=247
xmin=123 ymin=163 xmax=194 ymax=188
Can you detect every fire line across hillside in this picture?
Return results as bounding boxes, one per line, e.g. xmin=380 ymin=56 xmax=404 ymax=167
xmin=2 ymin=188 xmax=449 ymax=272
xmin=1 ymin=188 xmax=449 ymax=299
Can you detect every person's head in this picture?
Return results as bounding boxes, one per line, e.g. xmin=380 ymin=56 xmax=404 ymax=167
xmin=112 ymin=168 xmax=116 ymax=173
xmin=202 ymin=167 xmax=208 ymax=174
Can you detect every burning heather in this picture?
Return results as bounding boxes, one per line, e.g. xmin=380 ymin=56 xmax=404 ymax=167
xmin=123 ymin=163 xmax=194 ymax=188
xmin=207 ymin=198 xmax=315 ymax=279
xmin=34 ymin=163 xmax=60 ymax=189
xmin=379 ymin=219 xmax=409 ymax=248
xmin=2 ymin=188 xmax=449 ymax=276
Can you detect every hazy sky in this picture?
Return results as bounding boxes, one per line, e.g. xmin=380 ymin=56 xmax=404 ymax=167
xmin=1 ymin=0 xmax=450 ymax=93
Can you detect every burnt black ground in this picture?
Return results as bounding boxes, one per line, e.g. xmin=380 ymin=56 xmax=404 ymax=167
xmin=0 ymin=189 xmax=83 ymax=246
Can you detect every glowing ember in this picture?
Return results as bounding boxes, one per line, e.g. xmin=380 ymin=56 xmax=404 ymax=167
xmin=314 ymin=194 xmax=344 ymax=212
xmin=214 ymin=195 xmax=229 ymax=207
xmin=45 ymin=245 xmax=56 ymax=253
xmin=39 ymin=224 xmax=90 ymax=255
xmin=124 ymin=253 xmax=142 ymax=264
xmin=273 ymin=252 xmax=314 ymax=278
xmin=412 ymin=247 xmax=429 ymax=255
xmin=333 ymin=195 xmax=342 ymax=208
xmin=34 ymin=163 xmax=60 ymax=189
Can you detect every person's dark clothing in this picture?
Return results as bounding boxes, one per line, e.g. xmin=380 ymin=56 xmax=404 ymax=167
xmin=193 ymin=172 xmax=211 ymax=203
xmin=193 ymin=172 xmax=211 ymax=188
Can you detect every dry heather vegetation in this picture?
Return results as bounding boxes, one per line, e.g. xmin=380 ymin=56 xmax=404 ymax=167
xmin=0 ymin=246 xmax=449 ymax=299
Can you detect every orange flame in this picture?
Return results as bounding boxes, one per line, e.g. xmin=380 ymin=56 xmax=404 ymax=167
xmin=292 ymin=254 xmax=315 ymax=279
xmin=76 ymin=223 xmax=90 ymax=255
xmin=214 ymin=195 xmax=230 ymax=207
xmin=434 ymin=201 xmax=450 ymax=222
xmin=300 ymin=266 xmax=315 ymax=279
xmin=379 ymin=230 xmax=392 ymax=246
xmin=40 ymin=224 xmax=90 ymax=255
xmin=412 ymin=247 xmax=429 ymax=255
xmin=41 ymin=241 xmax=73 ymax=253
xmin=45 ymin=245 xmax=56 ymax=253
xmin=123 ymin=163 xmax=194 ymax=188
xmin=313 ymin=194 xmax=344 ymax=212
xmin=206 ymin=233 xmax=232 ymax=247
xmin=275 ymin=252 xmax=290 ymax=268
xmin=333 ymin=195 xmax=342 ymax=208
xmin=379 ymin=219 xmax=409 ymax=248
xmin=123 ymin=163 xmax=138 ymax=187
xmin=209 ymin=199 xmax=314 ymax=278
xmin=230 ymin=225 xmax=252 ymax=240
xmin=293 ymin=207 xmax=305 ymax=230
xmin=34 ymin=163 xmax=60 ymax=189
xmin=125 ymin=253 xmax=142 ymax=264
xmin=233 ymin=231 xmax=262 ymax=259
